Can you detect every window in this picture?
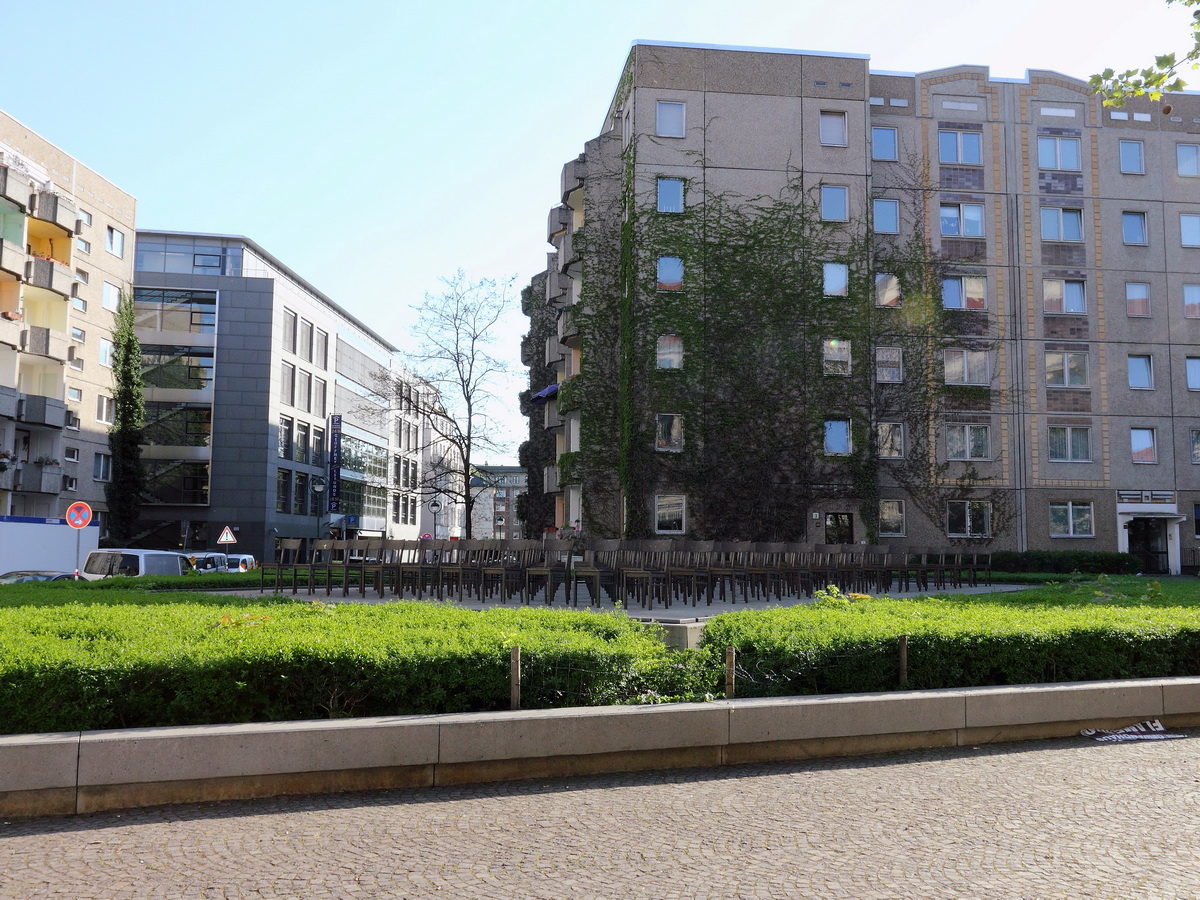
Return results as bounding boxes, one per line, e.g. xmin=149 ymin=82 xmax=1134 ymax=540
xmin=823 ymin=262 xmax=848 ymax=297
xmin=280 ymin=361 xmax=295 ymax=405
xmin=1131 ymin=427 xmax=1157 ymax=463
xmin=654 ymin=495 xmax=686 ymax=534
xmin=1049 ymin=425 xmax=1091 ymax=462
xmin=295 ymin=422 xmax=310 ymax=464
xmin=102 ymin=282 xmax=120 ymax=311
xmin=1119 ymin=140 xmax=1144 ymax=174
xmin=1123 ymin=212 xmax=1147 ymax=245
xmin=70 ymin=327 xmax=86 ymax=342
xmin=1127 ymin=355 xmax=1154 ymax=389
xmin=1049 ymin=501 xmax=1094 ymax=538
xmin=72 ymin=297 xmax=86 ymax=312
xmin=947 ymin=423 xmax=990 ymax=460
xmin=1043 ymin=279 xmax=1086 ymax=314
xmin=944 ymin=349 xmax=989 ymax=385
xmin=657 ymin=256 xmax=683 ymax=291
xmin=1046 ymin=350 xmax=1089 ymax=387
xmin=392 ymin=494 xmax=401 ymax=524
xmin=655 ymin=413 xmax=683 ymax=451
xmin=297 ymin=370 xmax=311 ymax=412
xmin=824 ymin=419 xmax=851 ymax=455
xmin=876 ymin=347 xmax=903 ymax=383
xmin=872 ymin=126 xmax=898 ymax=161
xmin=98 ymin=339 xmax=113 ymax=368
xmin=279 ymin=416 xmax=293 ymax=459
xmin=1040 ymin=207 xmax=1083 ymax=242
xmin=314 ymin=329 xmax=328 ymax=369
xmin=313 ymin=428 xmax=326 ymax=466
xmin=819 ymin=111 xmax=847 ymax=146
xmin=875 ymin=273 xmax=900 ymax=307
xmin=1178 ymin=143 xmax=1200 ymax=177
xmin=66 ymin=387 xmax=82 ymax=403
xmin=947 ymin=500 xmax=991 ymax=537
xmin=939 ymin=129 xmax=982 ymax=165
xmin=656 ymin=101 xmax=685 ymax=137
xmin=822 ymin=339 xmax=851 ymax=375
xmin=940 ymin=203 xmax=984 ymax=237
xmin=942 ymin=275 xmax=986 ymax=310
xmin=1186 ymin=284 xmax=1200 ymax=318
xmin=874 ymin=198 xmax=900 ymax=234
xmin=877 ymin=422 xmax=904 ymax=458
xmin=1192 ymin=431 xmax=1200 ymax=465
xmin=656 ymin=334 xmax=683 ymax=369
xmin=283 ymin=309 xmax=297 ymax=352
xmin=1126 ymin=282 xmax=1150 ymax=317
xmin=78 ymin=209 xmax=92 ymax=227
xmin=93 ymin=453 xmax=112 ymax=482
xmin=1182 ymin=214 xmax=1200 ymax=247
xmin=299 ymin=320 xmax=313 ymax=361
xmin=105 ymin=226 xmax=124 ymax=257
xmin=878 ymin=500 xmax=905 ymax=536
xmin=657 ymin=178 xmax=684 ymax=213
xmin=64 ymin=447 xmax=80 ymax=463
xmin=1187 ymin=357 xmax=1200 ymax=390
xmin=65 ymin=477 xmax=78 ymax=492
xmin=1037 ymin=135 xmax=1081 ymax=170
xmin=76 ymin=237 xmax=90 ymax=254
xmin=75 ymin=268 xmax=89 ymax=284
xmin=293 ymin=472 xmax=309 ymax=516
xmin=820 ymin=185 xmax=848 ymax=221
xmin=313 ymin=378 xmax=327 ymax=417
xmin=96 ymin=395 xmax=114 ymax=424
xmin=276 ymin=469 xmax=292 ymax=514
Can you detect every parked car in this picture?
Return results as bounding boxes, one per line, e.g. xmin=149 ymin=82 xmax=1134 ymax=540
xmin=225 ymin=554 xmax=257 ymax=572
xmin=0 ymin=570 xmax=76 ymax=584
xmin=190 ymin=552 xmax=229 ymax=573
xmin=80 ymin=549 xmax=194 ymax=580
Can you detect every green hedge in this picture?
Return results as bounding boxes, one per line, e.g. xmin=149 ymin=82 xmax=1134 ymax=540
xmin=989 ymin=550 xmax=1139 ymax=574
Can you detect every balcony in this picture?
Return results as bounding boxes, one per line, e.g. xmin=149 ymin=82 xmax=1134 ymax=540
xmin=544 ymin=401 xmax=563 ymax=431
xmin=0 ymin=165 xmax=30 ymax=211
xmin=547 ymin=205 xmax=571 ymax=243
xmin=22 ymin=325 xmax=68 ymax=362
xmin=29 ymin=191 xmax=77 ymax=235
xmin=0 ymin=313 xmax=20 ymax=350
xmin=17 ymin=394 xmax=67 ymax=428
xmin=546 ymin=269 xmax=572 ymax=309
xmin=14 ymin=463 xmax=62 ymax=495
xmin=544 ymin=464 xmax=561 ymax=495
xmin=560 ymin=155 xmax=584 ymax=202
xmin=0 ymin=385 xmax=16 ymax=419
xmin=24 ymin=255 xmax=72 ymax=297
xmin=558 ymin=229 xmax=580 ymax=276
xmin=0 ymin=466 xmax=13 ymax=491
xmin=545 ymin=334 xmax=564 ymax=367
xmin=559 ymin=305 xmax=581 ymax=347
xmin=0 ymin=237 xmax=24 ymax=279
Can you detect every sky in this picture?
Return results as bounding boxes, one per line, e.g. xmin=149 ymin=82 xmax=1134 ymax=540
xmin=1 ymin=0 xmax=1193 ymax=462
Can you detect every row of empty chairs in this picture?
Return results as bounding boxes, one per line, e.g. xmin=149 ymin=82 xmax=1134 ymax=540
xmin=260 ymin=539 xmax=992 ymax=608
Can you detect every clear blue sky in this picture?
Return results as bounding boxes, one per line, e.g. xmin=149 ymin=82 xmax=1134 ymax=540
xmin=3 ymin=0 xmax=1192 ymax=461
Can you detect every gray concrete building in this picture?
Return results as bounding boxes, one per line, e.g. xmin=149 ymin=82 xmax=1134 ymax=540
xmin=534 ymin=41 xmax=1200 ymax=573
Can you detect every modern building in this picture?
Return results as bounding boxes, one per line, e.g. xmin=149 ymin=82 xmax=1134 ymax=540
xmin=132 ymin=231 xmax=430 ymax=562
xmin=531 ymin=41 xmax=1200 ymax=573
xmin=0 ymin=111 xmax=135 ymax=570
xmin=470 ymin=464 xmax=528 ymax=540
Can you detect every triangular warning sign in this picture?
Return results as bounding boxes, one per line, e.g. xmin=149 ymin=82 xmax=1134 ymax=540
xmin=217 ymin=526 xmax=237 ymax=544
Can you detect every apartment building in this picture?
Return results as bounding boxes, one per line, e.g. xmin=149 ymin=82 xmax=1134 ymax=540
xmin=533 ymin=41 xmax=1200 ymax=574
xmin=470 ymin=464 xmax=528 ymax=540
xmin=133 ymin=231 xmax=429 ymax=562
xmin=0 ymin=112 xmax=135 ymax=570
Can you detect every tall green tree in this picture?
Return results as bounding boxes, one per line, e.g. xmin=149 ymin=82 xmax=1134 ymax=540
xmin=1091 ymin=0 xmax=1200 ymax=104
xmin=104 ymin=290 xmax=145 ymax=544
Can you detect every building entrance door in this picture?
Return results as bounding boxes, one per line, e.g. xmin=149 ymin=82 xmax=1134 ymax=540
xmin=825 ymin=512 xmax=853 ymax=544
xmin=1127 ymin=518 xmax=1168 ymax=574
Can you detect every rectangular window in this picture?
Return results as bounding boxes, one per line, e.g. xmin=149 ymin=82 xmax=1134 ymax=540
xmin=1049 ymin=501 xmax=1094 ymax=537
xmin=1123 ymin=211 xmax=1148 ymax=245
xmin=1046 ymin=350 xmax=1089 ymax=387
xmin=1126 ymin=282 xmax=1150 ymax=317
xmin=654 ymin=495 xmax=686 ymax=534
xmin=656 ymin=334 xmax=683 ymax=369
xmin=72 ymin=296 xmax=86 ymax=312
xmin=947 ymin=500 xmax=991 ymax=537
xmin=947 ymin=423 xmax=990 ymax=460
xmin=93 ymin=453 xmax=112 ymax=482
xmin=1049 ymin=425 xmax=1091 ymax=462
xmin=295 ymin=421 xmax=310 ymax=464
xmin=939 ymin=129 xmax=982 ymax=165
xmin=105 ymin=227 xmax=124 ymax=257
xmin=99 ymin=339 xmax=113 ymax=368
xmin=873 ymin=198 xmax=900 ymax=234
xmin=872 ymin=126 xmax=898 ymax=161
xmin=657 ymin=177 xmax=684 ymax=213
xmin=299 ymin=320 xmax=314 ymax=361
xmin=71 ymin=327 xmax=86 ymax=342
xmin=822 ymin=339 xmax=851 ymax=375
xmin=76 ymin=237 xmax=90 ymax=254
xmin=78 ymin=209 xmax=92 ymax=227
xmin=1119 ymin=140 xmax=1145 ymax=174
xmin=314 ymin=329 xmax=328 ymax=369
xmin=313 ymin=427 xmax=326 ymax=467
xmin=313 ymin=378 xmax=327 ymax=417
xmin=297 ymin=370 xmax=311 ymax=412
xmin=1040 ymin=207 xmax=1083 ymax=242
xmin=1043 ymin=279 xmax=1086 ymax=314
xmin=655 ymin=413 xmax=683 ymax=452
xmin=877 ymin=422 xmax=904 ymax=458
xmin=96 ymin=395 xmax=114 ymax=424
xmin=820 ymin=185 xmax=848 ymax=221
xmin=942 ymin=275 xmax=986 ymax=310
xmin=940 ymin=202 xmax=984 ymax=237
xmin=1187 ymin=357 xmax=1200 ymax=390
xmin=656 ymin=101 xmax=685 ymax=138
xmin=392 ymin=494 xmax=401 ymax=524
xmin=1127 ymin=355 xmax=1154 ymax=389
xmin=819 ymin=111 xmax=847 ymax=146
xmin=276 ymin=469 xmax=292 ymax=514
xmin=102 ymin=282 xmax=120 ymax=311
xmin=875 ymin=273 xmax=900 ymax=307
xmin=282 ymin=309 xmax=297 ymax=352
xmin=1192 ymin=431 xmax=1200 ymax=465
xmin=1178 ymin=144 xmax=1200 ymax=177
xmin=1186 ymin=284 xmax=1200 ymax=318
xmin=876 ymin=347 xmax=902 ymax=383
xmin=944 ymin=349 xmax=989 ymax=385
xmin=279 ymin=416 xmax=293 ymax=459
xmin=1131 ymin=427 xmax=1157 ymax=463
xmin=280 ymin=361 xmax=295 ymax=405
xmin=656 ymin=256 xmax=683 ymax=291
xmin=824 ymin=419 xmax=852 ymax=455
xmin=1038 ymin=135 xmax=1082 ymax=170
xmin=64 ymin=447 xmax=80 ymax=463
xmin=823 ymin=262 xmax=849 ymax=297
xmin=879 ymin=500 xmax=905 ymax=536
xmin=67 ymin=387 xmax=82 ymax=403
xmin=75 ymin=268 xmax=89 ymax=284
xmin=1182 ymin=214 xmax=1200 ymax=247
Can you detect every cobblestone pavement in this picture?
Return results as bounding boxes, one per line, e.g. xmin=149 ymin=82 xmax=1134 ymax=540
xmin=5 ymin=734 xmax=1200 ymax=899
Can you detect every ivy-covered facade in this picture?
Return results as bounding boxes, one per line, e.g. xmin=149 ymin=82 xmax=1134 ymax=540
xmin=526 ymin=41 xmax=1200 ymax=573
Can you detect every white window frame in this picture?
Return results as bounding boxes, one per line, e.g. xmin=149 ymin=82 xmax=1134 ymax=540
xmin=1037 ymin=135 xmax=1082 ymax=171
xmin=656 ymin=177 xmax=684 ymax=213
xmin=98 ymin=338 xmax=114 ymax=368
xmin=96 ymin=395 xmax=114 ymax=425
xmin=105 ymin=226 xmax=124 ymax=258
xmin=940 ymin=202 xmax=984 ymax=237
xmin=1040 ymin=207 xmax=1083 ymax=242
xmin=656 ymin=256 xmax=683 ymax=291
xmin=875 ymin=273 xmax=900 ymax=307
xmin=820 ymin=185 xmax=849 ymax=222
xmin=656 ymin=334 xmax=683 ymax=370
xmin=1048 ymin=425 xmax=1091 ymax=462
xmin=1178 ymin=143 xmax=1200 ymax=177
xmin=655 ymin=101 xmax=685 ymax=138
xmin=871 ymin=126 xmax=898 ymax=161
xmin=1123 ymin=211 xmax=1148 ymax=245
xmin=1126 ymin=282 xmax=1150 ymax=318
xmin=824 ymin=419 xmax=852 ymax=456
xmin=1131 ymin=427 xmax=1157 ymax=464
xmin=819 ymin=111 xmax=847 ymax=146
xmin=1191 ymin=430 xmax=1200 ymax=465
xmin=823 ymin=262 xmax=848 ymax=297
xmin=1185 ymin=284 xmax=1200 ymax=318
xmin=93 ymin=453 xmax=112 ymax=483
xmin=877 ymin=422 xmax=904 ymax=458
xmin=1045 ymin=350 xmax=1089 ymax=388
xmin=946 ymin=423 xmax=990 ymax=461
xmin=1119 ymin=139 xmax=1145 ymax=174
xmin=873 ymin=198 xmax=900 ymax=234
xmin=1181 ymin=214 xmax=1200 ymax=248
xmin=938 ymin=129 xmax=982 ymax=165
xmin=1049 ymin=501 xmax=1094 ymax=538
xmin=878 ymin=499 xmax=905 ymax=536
xmin=944 ymin=348 xmax=989 ymax=385
xmin=1043 ymin=278 xmax=1086 ymax=314
xmin=947 ymin=500 xmax=992 ymax=538
xmin=942 ymin=275 xmax=986 ymax=310
xmin=822 ymin=339 xmax=851 ymax=376
xmin=654 ymin=494 xmax=686 ymax=534
xmin=655 ymin=413 xmax=683 ymax=452
xmin=1127 ymin=354 xmax=1154 ymax=390
xmin=875 ymin=346 xmax=902 ymax=383
xmin=1187 ymin=357 xmax=1200 ymax=391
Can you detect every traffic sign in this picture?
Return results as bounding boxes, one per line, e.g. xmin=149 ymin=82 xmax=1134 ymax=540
xmin=421 ymin=532 xmax=432 ymax=539
xmin=65 ymin=501 xmax=92 ymax=530
xmin=216 ymin=526 xmax=237 ymax=544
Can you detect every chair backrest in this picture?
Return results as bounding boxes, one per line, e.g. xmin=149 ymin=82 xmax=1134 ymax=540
xmin=278 ymin=538 xmax=303 ymax=564
xmin=309 ymin=539 xmax=337 ymax=564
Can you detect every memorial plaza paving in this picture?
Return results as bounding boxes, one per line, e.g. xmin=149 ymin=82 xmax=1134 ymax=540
xmin=4 ymin=732 xmax=1200 ymax=899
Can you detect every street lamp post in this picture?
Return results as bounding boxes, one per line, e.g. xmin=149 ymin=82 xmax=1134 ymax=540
xmin=429 ymin=498 xmax=442 ymax=539
xmin=311 ymin=476 xmax=327 ymax=553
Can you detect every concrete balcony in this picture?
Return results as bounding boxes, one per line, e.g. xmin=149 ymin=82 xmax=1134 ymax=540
xmin=544 ymin=401 xmax=563 ymax=431
xmin=29 ymin=191 xmax=77 ymax=235
xmin=543 ymin=464 xmax=561 ymax=495
xmin=560 ymin=155 xmax=584 ymax=202
xmin=547 ymin=205 xmax=571 ymax=243
xmin=22 ymin=325 xmax=69 ymax=362
xmin=545 ymin=269 xmax=572 ymax=309
xmin=558 ymin=229 xmax=580 ymax=275
xmin=559 ymin=305 xmax=581 ymax=347
xmin=0 ymin=165 xmax=30 ymax=211
xmin=0 ymin=313 xmax=21 ymax=350
xmin=0 ymin=237 xmax=25 ymax=279
xmin=15 ymin=463 xmax=63 ymax=495
xmin=17 ymin=394 xmax=67 ymax=429
xmin=0 ymin=465 xmax=13 ymax=491
xmin=0 ymin=385 xmax=16 ymax=419
xmin=25 ymin=256 xmax=72 ymax=297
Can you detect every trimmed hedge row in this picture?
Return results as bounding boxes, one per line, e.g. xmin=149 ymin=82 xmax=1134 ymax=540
xmin=990 ymin=550 xmax=1139 ymax=574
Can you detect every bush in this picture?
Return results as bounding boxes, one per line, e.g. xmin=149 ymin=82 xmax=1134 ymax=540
xmin=990 ymin=550 xmax=1139 ymax=575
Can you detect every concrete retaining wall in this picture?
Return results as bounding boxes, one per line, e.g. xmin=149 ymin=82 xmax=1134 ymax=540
xmin=5 ymin=678 xmax=1200 ymax=818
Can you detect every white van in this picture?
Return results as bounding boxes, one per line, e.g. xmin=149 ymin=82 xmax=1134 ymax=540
xmin=225 ymin=554 xmax=257 ymax=572
xmin=190 ymin=552 xmax=229 ymax=573
xmin=81 ymin=549 xmax=195 ymax=580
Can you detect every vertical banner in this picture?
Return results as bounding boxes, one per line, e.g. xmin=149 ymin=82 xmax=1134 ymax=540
xmin=328 ymin=414 xmax=342 ymax=512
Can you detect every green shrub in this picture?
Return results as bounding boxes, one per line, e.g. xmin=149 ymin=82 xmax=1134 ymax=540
xmin=990 ymin=550 xmax=1139 ymax=574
